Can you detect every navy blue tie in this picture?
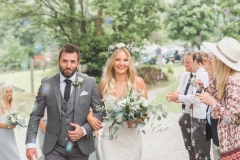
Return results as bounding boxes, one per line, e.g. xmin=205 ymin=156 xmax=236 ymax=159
xmin=64 ymin=79 xmax=72 ymax=102
xmin=182 ymin=73 xmax=193 ymax=110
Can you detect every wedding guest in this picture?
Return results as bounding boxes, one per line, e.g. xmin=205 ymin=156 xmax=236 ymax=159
xmin=167 ymin=51 xmax=211 ymax=160
xmin=166 ymin=51 xmax=196 ymax=160
xmin=87 ymin=43 xmax=148 ymax=160
xmin=195 ymin=37 xmax=240 ymax=159
xmin=0 ymin=84 xmax=20 ymax=160
xmin=198 ymin=46 xmax=221 ymax=160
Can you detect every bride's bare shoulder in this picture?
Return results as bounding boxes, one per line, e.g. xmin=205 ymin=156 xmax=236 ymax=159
xmin=135 ymin=76 xmax=146 ymax=87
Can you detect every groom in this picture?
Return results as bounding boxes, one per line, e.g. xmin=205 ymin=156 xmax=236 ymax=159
xmin=25 ymin=43 xmax=105 ymax=160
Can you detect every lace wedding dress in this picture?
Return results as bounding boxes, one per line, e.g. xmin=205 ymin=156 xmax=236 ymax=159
xmin=99 ymin=96 xmax=142 ymax=160
xmin=0 ymin=111 xmax=20 ymax=160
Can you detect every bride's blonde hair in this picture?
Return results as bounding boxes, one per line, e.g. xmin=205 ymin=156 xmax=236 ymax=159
xmin=101 ymin=48 xmax=137 ymax=100
xmin=0 ymin=84 xmax=15 ymax=115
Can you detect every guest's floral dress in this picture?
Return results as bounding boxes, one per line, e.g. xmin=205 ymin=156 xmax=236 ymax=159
xmin=207 ymin=72 xmax=240 ymax=159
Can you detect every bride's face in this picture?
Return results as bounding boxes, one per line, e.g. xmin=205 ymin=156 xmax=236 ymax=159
xmin=114 ymin=50 xmax=129 ymax=74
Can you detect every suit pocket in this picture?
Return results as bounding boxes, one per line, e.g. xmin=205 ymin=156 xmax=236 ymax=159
xmin=46 ymin=126 xmax=53 ymax=133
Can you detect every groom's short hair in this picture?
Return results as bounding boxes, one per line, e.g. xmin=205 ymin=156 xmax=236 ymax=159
xmin=59 ymin=43 xmax=80 ymax=60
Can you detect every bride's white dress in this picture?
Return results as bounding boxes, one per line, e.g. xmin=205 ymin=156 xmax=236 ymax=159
xmin=99 ymin=96 xmax=142 ymax=160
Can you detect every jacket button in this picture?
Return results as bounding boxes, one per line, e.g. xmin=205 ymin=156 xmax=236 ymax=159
xmin=56 ymin=134 xmax=58 ymax=136
xmin=59 ymin=119 xmax=60 ymax=122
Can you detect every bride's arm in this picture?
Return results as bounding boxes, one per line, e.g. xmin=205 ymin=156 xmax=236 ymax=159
xmin=87 ymin=110 xmax=103 ymax=131
xmin=136 ymin=76 xmax=148 ymax=99
xmin=0 ymin=123 xmax=16 ymax=129
xmin=86 ymin=80 xmax=105 ymax=131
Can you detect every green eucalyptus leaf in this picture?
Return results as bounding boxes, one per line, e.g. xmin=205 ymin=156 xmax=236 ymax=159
xmin=162 ymin=111 xmax=168 ymax=118
xmin=109 ymin=134 xmax=114 ymax=140
xmin=147 ymin=117 xmax=150 ymax=123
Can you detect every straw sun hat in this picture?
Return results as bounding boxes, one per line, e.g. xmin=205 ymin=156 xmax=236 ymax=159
xmin=202 ymin=37 xmax=240 ymax=71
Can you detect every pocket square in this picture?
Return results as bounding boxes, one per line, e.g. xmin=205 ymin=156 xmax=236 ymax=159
xmin=80 ymin=91 xmax=88 ymax=96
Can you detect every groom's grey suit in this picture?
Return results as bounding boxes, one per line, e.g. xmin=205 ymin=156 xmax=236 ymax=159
xmin=26 ymin=72 xmax=105 ymax=157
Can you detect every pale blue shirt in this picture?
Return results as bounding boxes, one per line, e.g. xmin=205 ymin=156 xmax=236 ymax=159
xmin=206 ymin=106 xmax=212 ymax=125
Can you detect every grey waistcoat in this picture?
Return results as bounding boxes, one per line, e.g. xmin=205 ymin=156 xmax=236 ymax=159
xmin=57 ymin=89 xmax=77 ymax=146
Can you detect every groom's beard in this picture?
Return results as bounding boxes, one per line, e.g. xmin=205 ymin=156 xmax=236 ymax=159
xmin=59 ymin=66 xmax=77 ymax=78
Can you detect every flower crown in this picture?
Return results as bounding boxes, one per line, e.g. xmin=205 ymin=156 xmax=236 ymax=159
xmin=106 ymin=42 xmax=133 ymax=59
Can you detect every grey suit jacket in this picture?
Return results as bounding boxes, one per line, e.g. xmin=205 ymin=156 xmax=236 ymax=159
xmin=25 ymin=72 xmax=106 ymax=155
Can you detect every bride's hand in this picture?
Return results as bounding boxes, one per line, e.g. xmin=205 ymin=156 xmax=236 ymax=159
xmin=10 ymin=125 xmax=16 ymax=130
xmin=126 ymin=121 xmax=133 ymax=128
xmin=87 ymin=111 xmax=103 ymax=131
xmin=136 ymin=112 xmax=148 ymax=123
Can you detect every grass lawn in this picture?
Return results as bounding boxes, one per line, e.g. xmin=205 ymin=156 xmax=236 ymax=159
xmin=150 ymin=63 xmax=186 ymax=113
xmin=0 ymin=68 xmax=59 ymax=117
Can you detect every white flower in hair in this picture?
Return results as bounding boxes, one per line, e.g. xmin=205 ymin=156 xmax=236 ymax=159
xmin=108 ymin=45 xmax=115 ymax=50
xmin=116 ymin=43 xmax=125 ymax=48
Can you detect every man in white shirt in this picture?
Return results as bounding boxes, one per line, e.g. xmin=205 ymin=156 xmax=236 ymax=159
xmin=166 ymin=52 xmax=196 ymax=160
xmin=167 ymin=51 xmax=211 ymax=160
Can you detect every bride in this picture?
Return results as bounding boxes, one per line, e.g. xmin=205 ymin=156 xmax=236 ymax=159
xmin=88 ymin=43 xmax=147 ymax=160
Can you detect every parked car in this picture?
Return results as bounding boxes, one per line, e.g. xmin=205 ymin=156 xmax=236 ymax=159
xmin=165 ymin=49 xmax=184 ymax=63
xmin=138 ymin=44 xmax=162 ymax=65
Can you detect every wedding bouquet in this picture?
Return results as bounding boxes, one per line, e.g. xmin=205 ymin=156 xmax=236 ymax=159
xmin=7 ymin=111 xmax=27 ymax=128
xmin=97 ymin=89 xmax=168 ymax=140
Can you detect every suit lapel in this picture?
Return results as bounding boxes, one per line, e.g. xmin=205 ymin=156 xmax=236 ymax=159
xmin=54 ymin=73 xmax=61 ymax=116
xmin=74 ymin=73 xmax=84 ymax=114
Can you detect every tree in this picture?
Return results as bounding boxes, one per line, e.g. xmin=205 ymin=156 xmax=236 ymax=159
xmin=164 ymin=0 xmax=215 ymax=49
xmin=5 ymin=0 xmax=166 ymax=79
xmin=0 ymin=28 xmax=27 ymax=70
xmin=211 ymin=0 xmax=240 ymax=42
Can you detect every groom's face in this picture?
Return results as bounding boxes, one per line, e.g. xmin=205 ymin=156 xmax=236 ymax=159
xmin=58 ymin=52 xmax=79 ymax=78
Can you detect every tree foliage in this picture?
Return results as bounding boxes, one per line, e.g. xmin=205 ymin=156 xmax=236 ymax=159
xmin=2 ymin=0 xmax=165 ymax=79
xmin=164 ymin=0 xmax=215 ymax=49
xmin=211 ymin=0 xmax=240 ymax=42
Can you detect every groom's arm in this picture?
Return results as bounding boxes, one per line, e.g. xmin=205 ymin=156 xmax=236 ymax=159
xmin=26 ymin=78 xmax=47 ymax=146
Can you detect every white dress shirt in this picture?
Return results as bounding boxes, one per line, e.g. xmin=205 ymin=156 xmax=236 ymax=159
xmin=178 ymin=67 xmax=209 ymax=119
xmin=177 ymin=72 xmax=194 ymax=114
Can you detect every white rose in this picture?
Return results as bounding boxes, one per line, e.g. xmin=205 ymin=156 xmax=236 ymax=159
xmin=11 ymin=118 xmax=16 ymax=124
xmin=117 ymin=99 xmax=127 ymax=107
xmin=17 ymin=114 xmax=23 ymax=120
xmin=130 ymin=103 xmax=140 ymax=111
xmin=140 ymin=97 xmax=148 ymax=108
xmin=116 ymin=43 xmax=125 ymax=48
xmin=130 ymin=91 xmax=139 ymax=100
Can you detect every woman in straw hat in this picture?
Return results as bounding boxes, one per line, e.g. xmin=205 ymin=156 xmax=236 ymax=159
xmin=195 ymin=37 xmax=240 ymax=159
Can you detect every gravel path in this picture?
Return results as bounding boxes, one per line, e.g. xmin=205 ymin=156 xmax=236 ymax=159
xmin=15 ymin=87 xmax=189 ymax=160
